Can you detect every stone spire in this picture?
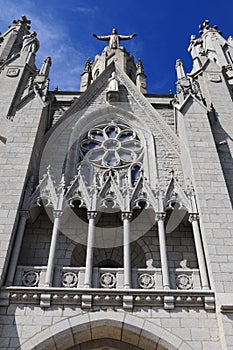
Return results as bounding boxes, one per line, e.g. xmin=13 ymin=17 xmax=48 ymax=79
xmin=80 ymin=57 xmax=93 ymax=92
xmin=175 ymin=59 xmax=186 ymax=80
xmin=188 ymin=20 xmax=233 ymax=72
xmin=39 ymin=56 xmax=52 ymax=76
xmin=136 ymin=58 xmax=147 ymax=94
xmin=0 ymin=15 xmax=32 ymax=64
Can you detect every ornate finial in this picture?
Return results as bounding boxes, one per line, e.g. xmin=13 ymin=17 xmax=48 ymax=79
xmin=84 ymin=57 xmax=92 ymax=72
xmin=136 ymin=57 xmax=147 ymax=93
xmin=137 ymin=58 xmax=143 ymax=68
xmin=199 ymin=19 xmax=209 ymax=30
xmin=21 ymin=15 xmax=31 ymax=25
xmin=60 ymin=173 xmax=65 ymax=186
xmin=39 ymin=56 xmax=52 ymax=76
xmin=58 ymin=174 xmax=66 ymax=195
xmin=11 ymin=15 xmax=31 ymax=29
xmin=228 ymin=36 xmax=233 ymax=45
xmin=136 ymin=58 xmax=145 ymax=74
xmin=175 ymin=59 xmax=186 ymax=79
xmin=175 ymin=59 xmax=183 ymax=68
xmin=199 ymin=20 xmax=221 ymax=35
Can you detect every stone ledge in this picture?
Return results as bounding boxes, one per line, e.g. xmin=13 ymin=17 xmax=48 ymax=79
xmin=0 ymin=287 xmax=215 ymax=311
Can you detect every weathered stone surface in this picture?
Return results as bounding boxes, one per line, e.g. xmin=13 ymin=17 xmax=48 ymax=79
xmin=0 ymin=17 xmax=233 ymax=350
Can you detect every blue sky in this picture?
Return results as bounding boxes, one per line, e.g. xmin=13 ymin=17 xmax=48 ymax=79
xmin=0 ymin=0 xmax=233 ymax=93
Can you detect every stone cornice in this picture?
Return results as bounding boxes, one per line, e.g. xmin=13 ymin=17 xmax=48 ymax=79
xmin=0 ymin=287 xmax=215 ymax=311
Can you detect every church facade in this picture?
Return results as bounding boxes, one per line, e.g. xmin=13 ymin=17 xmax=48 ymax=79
xmin=0 ymin=16 xmax=233 ymax=350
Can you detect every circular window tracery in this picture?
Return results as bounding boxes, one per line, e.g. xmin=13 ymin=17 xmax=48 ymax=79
xmin=81 ymin=123 xmax=143 ymax=168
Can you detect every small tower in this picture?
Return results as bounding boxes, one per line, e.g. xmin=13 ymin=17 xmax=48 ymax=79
xmin=185 ymin=20 xmax=233 ymax=205
xmin=0 ymin=16 xmax=52 ymax=287
xmin=80 ymin=57 xmax=92 ymax=92
xmin=81 ymin=46 xmax=147 ymax=93
xmin=136 ymin=58 xmax=147 ymax=93
xmin=86 ymin=28 xmax=147 ymax=91
xmin=0 ymin=15 xmax=31 ymax=64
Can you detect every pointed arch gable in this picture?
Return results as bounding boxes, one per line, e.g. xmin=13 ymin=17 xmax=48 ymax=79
xmin=18 ymin=311 xmax=194 ymax=350
xmin=115 ymin=64 xmax=180 ymax=155
xmin=47 ymin=61 xmax=180 ymax=159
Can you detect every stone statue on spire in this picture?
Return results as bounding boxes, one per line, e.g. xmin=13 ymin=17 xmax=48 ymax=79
xmin=93 ymin=28 xmax=136 ymax=49
xmin=21 ymin=31 xmax=39 ymax=53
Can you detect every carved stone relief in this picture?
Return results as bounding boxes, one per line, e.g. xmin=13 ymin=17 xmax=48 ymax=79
xmin=100 ymin=273 xmax=116 ymax=288
xmin=62 ymin=272 xmax=79 ymax=288
xmin=22 ymin=271 xmax=40 ymax=287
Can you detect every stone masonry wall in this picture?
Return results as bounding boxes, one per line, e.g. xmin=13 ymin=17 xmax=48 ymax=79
xmin=0 ymin=305 xmax=220 ymax=350
xmin=0 ymin=99 xmax=47 ymax=285
xmin=178 ymin=97 xmax=233 ymax=349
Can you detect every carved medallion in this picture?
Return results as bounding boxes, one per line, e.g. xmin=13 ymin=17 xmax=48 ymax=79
xmin=138 ymin=273 xmax=155 ymax=289
xmin=62 ymin=272 xmax=78 ymax=288
xmin=22 ymin=271 xmax=40 ymax=287
xmin=100 ymin=273 xmax=116 ymax=288
xmin=176 ymin=274 xmax=193 ymax=290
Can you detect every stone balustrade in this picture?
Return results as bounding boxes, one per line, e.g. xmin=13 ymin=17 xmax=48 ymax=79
xmin=14 ymin=265 xmax=202 ymax=290
xmin=0 ymin=265 xmax=213 ymax=311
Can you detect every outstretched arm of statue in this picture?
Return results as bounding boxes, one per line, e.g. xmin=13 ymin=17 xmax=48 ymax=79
xmin=92 ymin=34 xmax=110 ymax=41
xmin=119 ymin=33 xmax=137 ymax=40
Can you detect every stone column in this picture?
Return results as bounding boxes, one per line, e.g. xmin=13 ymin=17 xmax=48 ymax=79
xmin=189 ymin=214 xmax=209 ymax=290
xmin=84 ymin=211 xmax=97 ymax=288
xmin=45 ymin=210 xmax=63 ymax=287
xmin=156 ymin=213 xmax=170 ymax=290
xmin=5 ymin=210 xmax=30 ymax=286
xmin=122 ymin=212 xmax=132 ymax=289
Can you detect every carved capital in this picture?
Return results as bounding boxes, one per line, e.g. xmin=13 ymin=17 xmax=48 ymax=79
xmin=53 ymin=210 xmax=63 ymax=219
xmin=121 ymin=212 xmax=132 ymax=221
xmin=155 ymin=212 xmax=166 ymax=221
xmin=87 ymin=211 xmax=97 ymax=220
xmin=189 ymin=213 xmax=199 ymax=223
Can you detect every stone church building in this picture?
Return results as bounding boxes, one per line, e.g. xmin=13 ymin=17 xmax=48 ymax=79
xmin=0 ymin=16 xmax=233 ymax=350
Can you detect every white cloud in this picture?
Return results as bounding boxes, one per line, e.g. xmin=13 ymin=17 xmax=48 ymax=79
xmin=0 ymin=0 xmax=86 ymax=90
xmin=73 ymin=6 xmax=98 ymax=14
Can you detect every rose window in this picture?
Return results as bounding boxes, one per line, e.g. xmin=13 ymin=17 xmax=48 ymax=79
xmin=81 ymin=123 xmax=142 ymax=167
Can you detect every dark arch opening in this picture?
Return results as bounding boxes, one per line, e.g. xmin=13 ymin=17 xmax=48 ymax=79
xmin=69 ymin=338 xmax=145 ymax=350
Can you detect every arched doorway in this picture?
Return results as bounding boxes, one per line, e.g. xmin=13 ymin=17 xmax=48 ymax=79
xmin=18 ymin=311 xmax=194 ymax=350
